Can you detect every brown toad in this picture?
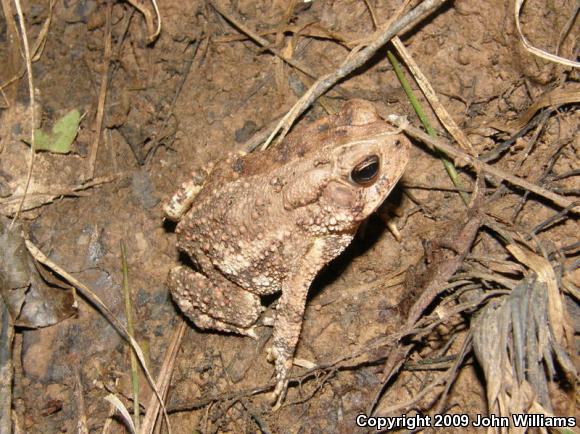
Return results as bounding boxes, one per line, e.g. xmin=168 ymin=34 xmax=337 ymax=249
xmin=164 ymin=100 xmax=410 ymax=405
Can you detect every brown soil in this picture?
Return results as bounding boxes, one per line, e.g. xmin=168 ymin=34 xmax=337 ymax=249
xmin=0 ymin=0 xmax=578 ymax=433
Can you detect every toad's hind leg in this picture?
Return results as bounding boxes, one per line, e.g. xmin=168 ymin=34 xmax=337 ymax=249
xmin=168 ymin=266 xmax=261 ymax=338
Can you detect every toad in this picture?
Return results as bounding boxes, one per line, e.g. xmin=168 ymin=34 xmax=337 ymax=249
xmin=164 ymin=99 xmax=410 ymax=405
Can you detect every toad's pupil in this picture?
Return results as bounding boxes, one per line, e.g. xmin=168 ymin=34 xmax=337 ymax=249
xmin=351 ymin=155 xmax=380 ymax=186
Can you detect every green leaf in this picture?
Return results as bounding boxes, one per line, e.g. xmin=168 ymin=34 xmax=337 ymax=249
xmin=33 ymin=109 xmax=80 ymax=154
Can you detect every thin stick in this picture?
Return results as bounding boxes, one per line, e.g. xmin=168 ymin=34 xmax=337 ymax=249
xmin=515 ymin=0 xmax=580 ymax=68
xmin=30 ymin=0 xmax=55 ymax=61
xmin=0 ymin=173 xmax=124 ymax=214
xmin=362 ymin=0 xmax=379 ymax=29
xmin=392 ymin=37 xmax=474 ymax=153
xmin=145 ymin=37 xmax=203 ymax=164
xmin=556 ymin=3 xmax=579 ymax=56
xmin=210 ymin=1 xmax=318 ymax=80
xmin=86 ymin=0 xmax=113 ymax=180
xmin=386 ymin=49 xmax=470 ymax=206
xmin=11 ymin=0 xmax=36 ymax=227
xmin=120 ymin=242 xmax=139 ymax=432
xmin=141 ymin=321 xmax=186 ymax=434
xmin=261 ymin=0 xmax=449 ymax=150
xmin=388 ymin=116 xmax=580 ymax=213
xmin=74 ymin=367 xmax=89 ymax=434
xmin=375 ymin=372 xmax=448 ymax=415
xmin=209 ymin=2 xmax=375 ymax=108
xmin=125 ymin=0 xmax=161 ymax=43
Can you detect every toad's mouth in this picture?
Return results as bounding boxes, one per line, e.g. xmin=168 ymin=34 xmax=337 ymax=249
xmin=359 ymin=168 xmax=406 ymax=214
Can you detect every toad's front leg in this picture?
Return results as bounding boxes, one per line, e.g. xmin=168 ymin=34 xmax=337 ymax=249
xmin=163 ymin=170 xmax=207 ymax=221
xmin=269 ymin=236 xmax=352 ymax=409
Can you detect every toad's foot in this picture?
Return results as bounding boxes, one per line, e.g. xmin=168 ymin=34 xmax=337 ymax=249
xmin=168 ymin=266 xmax=261 ymax=338
xmin=267 ymin=346 xmax=293 ymax=410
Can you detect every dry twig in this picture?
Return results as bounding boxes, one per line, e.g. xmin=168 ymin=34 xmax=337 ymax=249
xmin=141 ymin=320 xmax=187 ymax=434
xmin=125 ymin=0 xmax=161 ymax=43
xmin=0 ymin=173 xmax=123 ymax=214
xmin=210 ymin=1 xmax=318 ymax=80
xmin=74 ymin=367 xmax=89 ymax=434
xmin=260 ymin=0 xmax=449 ymax=150
xmin=515 ymin=0 xmax=580 ymax=68
xmin=11 ymin=0 xmax=36 ymax=227
xmin=86 ymin=0 xmax=113 ymax=180
xmin=388 ymin=117 xmax=580 ymax=213
xmin=489 ymin=87 xmax=580 ymax=133
xmin=368 ymin=208 xmax=483 ymax=414
xmin=391 ymin=37 xmax=475 ymax=154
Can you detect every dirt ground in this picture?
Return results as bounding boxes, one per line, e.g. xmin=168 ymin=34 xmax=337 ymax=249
xmin=0 ymin=0 xmax=578 ymax=433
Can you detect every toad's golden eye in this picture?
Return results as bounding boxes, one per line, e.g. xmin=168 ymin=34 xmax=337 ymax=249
xmin=351 ymin=155 xmax=380 ymax=186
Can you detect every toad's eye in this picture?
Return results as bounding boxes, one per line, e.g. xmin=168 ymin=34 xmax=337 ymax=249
xmin=351 ymin=155 xmax=380 ymax=186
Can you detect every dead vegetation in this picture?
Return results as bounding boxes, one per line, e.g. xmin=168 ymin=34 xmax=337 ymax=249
xmin=0 ymin=0 xmax=578 ymax=433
